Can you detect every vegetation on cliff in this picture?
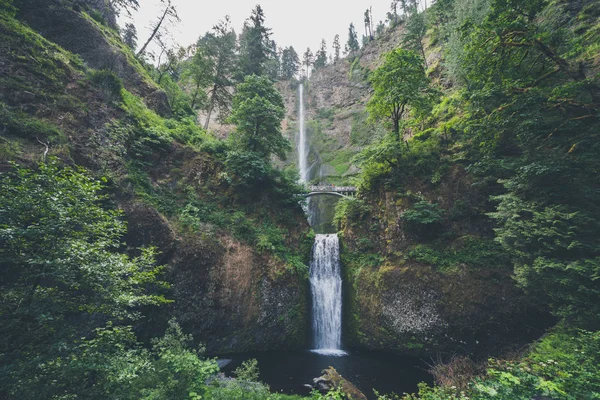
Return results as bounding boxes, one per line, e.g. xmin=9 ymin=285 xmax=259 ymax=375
xmin=334 ymin=0 xmax=600 ymax=397
xmin=1 ymin=0 xmax=599 ymax=398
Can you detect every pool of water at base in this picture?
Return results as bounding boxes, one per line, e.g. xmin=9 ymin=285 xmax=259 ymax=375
xmin=218 ymin=349 xmax=433 ymax=399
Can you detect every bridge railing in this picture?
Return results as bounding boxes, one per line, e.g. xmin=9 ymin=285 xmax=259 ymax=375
xmin=307 ymin=185 xmax=357 ymax=193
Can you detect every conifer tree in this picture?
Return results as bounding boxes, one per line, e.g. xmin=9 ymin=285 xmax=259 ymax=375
xmin=332 ymin=34 xmax=341 ymax=63
xmin=238 ymin=5 xmax=273 ymax=77
xmin=346 ymin=23 xmax=360 ymax=54
xmin=281 ymin=46 xmax=300 ymax=79
xmin=302 ymin=47 xmax=314 ymax=78
xmin=314 ymin=39 xmax=328 ymax=69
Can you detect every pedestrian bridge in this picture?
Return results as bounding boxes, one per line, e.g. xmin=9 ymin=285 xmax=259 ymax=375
xmin=305 ymin=185 xmax=357 ymax=198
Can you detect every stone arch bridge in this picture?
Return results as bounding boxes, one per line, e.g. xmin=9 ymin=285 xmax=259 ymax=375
xmin=305 ymin=185 xmax=357 ymax=198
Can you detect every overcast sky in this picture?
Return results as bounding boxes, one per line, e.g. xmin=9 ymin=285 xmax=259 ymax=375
xmin=124 ymin=0 xmax=394 ymax=58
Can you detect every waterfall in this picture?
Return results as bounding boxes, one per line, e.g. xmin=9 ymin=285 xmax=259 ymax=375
xmin=310 ymin=234 xmax=346 ymax=356
xmin=298 ymin=84 xmax=308 ymax=183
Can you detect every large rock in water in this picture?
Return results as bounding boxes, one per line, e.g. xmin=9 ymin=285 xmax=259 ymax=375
xmin=313 ymin=367 xmax=367 ymax=400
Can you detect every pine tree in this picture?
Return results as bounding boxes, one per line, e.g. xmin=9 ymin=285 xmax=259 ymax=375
xmin=121 ymin=22 xmax=137 ymax=50
xmin=281 ymin=46 xmax=300 ymax=79
xmin=347 ymin=23 xmax=360 ymax=54
xmin=187 ymin=16 xmax=238 ymax=128
xmin=314 ymin=39 xmax=328 ymax=69
xmin=302 ymin=47 xmax=314 ymax=78
xmin=332 ymin=34 xmax=341 ymax=64
xmin=238 ymin=5 xmax=272 ymax=77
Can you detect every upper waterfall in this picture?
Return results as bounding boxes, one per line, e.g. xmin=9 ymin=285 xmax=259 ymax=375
xmin=298 ymin=84 xmax=309 ymax=183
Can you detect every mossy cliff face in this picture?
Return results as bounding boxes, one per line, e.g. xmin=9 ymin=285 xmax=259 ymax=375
xmin=17 ymin=0 xmax=171 ymax=116
xmin=1 ymin=4 xmax=310 ymax=353
xmin=339 ymin=168 xmax=553 ymax=356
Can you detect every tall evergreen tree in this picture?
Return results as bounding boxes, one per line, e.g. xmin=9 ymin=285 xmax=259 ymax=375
xmin=313 ymin=39 xmax=328 ymax=70
xmin=281 ymin=46 xmax=300 ymax=79
xmin=364 ymin=8 xmax=373 ymax=40
xmin=238 ymin=5 xmax=273 ymax=78
xmin=332 ymin=34 xmax=341 ymax=64
xmin=264 ymin=40 xmax=281 ymax=80
xmin=346 ymin=23 xmax=360 ymax=54
xmin=121 ymin=22 xmax=137 ymax=50
xmin=302 ymin=47 xmax=314 ymax=78
xmin=189 ymin=16 xmax=238 ymax=128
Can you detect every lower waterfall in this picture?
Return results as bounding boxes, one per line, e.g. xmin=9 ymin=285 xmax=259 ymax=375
xmin=310 ymin=234 xmax=346 ymax=356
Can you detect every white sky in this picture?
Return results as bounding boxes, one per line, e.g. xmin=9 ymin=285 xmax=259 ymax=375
xmin=124 ymin=0 xmax=394 ymax=57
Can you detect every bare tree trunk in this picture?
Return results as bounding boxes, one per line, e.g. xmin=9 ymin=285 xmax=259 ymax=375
xmin=137 ymin=4 xmax=170 ymax=57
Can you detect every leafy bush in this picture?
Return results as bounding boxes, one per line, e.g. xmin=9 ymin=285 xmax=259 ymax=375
xmin=401 ymin=329 xmax=600 ymax=400
xmin=0 ymin=161 xmax=175 ymax=398
xmin=402 ymin=201 xmax=445 ymax=238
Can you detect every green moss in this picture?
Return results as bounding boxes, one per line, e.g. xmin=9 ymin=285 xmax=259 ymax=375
xmin=0 ymin=102 xmax=64 ymax=141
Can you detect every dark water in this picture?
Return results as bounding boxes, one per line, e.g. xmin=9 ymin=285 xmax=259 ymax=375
xmin=220 ymin=350 xmax=433 ymax=399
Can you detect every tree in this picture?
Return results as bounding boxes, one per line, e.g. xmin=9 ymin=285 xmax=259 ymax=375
xmin=186 ymin=16 xmax=238 ymax=128
xmin=155 ymin=40 xmax=187 ymax=85
xmin=136 ymin=0 xmax=180 ymax=57
xmin=238 ymin=5 xmax=273 ymax=77
xmin=228 ymin=75 xmax=290 ymax=160
xmin=108 ymin=0 xmax=139 ymax=16
xmin=181 ymin=47 xmax=211 ymax=111
xmin=364 ymin=7 xmax=374 ymax=41
xmin=388 ymin=0 xmax=399 ymax=26
xmin=346 ymin=23 xmax=360 ymax=54
xmin=281 ymin=46 xmax=300 ymax=79
xmin=313 ymin=39 xmax=328 ymax=70
xmin=403 ymin=0 xmax=428 ymax=67
xmin=121 ymin=22 xmax=137 ymax=50
xmin=367 ymin=48 xmax=431 ymax=138
xmin=0 ymin=161 xmax=170 ymax=397
xmin=302 ymin=47 xmax=314 ymax=78
xmin=332 ymin=34 xmax=341 ymax=64
xmin=264 ymin=39 xmax=281 ymax=80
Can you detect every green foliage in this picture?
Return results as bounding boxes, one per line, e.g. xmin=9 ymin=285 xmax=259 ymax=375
xmin=1 ymin=0 xmax=16 ymax=17
xmin=367 ymin=48 xmax=433 ymax=136
xmin=334 ymin=197 xmax=370 ymax=230
xmin=229 ymin=75 xmax=290 ymax=160
xmin=490 ymin=194 xmax=600 ymax=324
xmin=407 ymin=238 xmax=509 ymax=273
xmin=402 ymin=201 xmax=445 ymax=225
xmin=346 ymin=23 xmax=360 ymax=54
xmin=402 ymin=330 xmax=600 ymax=400
xmin=401 ymin=201 xmax=445 ymax=239
xmin=235 ymin=358 xmax=261 ymax=382
xmin=238 ymin=5 xmax=274 ymax=78
xmin=0 ymin=161 xmax=171 ymax=398
xmin=88 ymin=69 xmax=124 ymax=102
xmin=281 ymin=46 xmax=300 ymax=79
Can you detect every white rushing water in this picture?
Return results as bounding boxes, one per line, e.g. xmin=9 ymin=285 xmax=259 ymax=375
xmin=310 ymin=234 xmax=347 ymax=356
xmin=298 ymin=84 xmax=309 ymax=183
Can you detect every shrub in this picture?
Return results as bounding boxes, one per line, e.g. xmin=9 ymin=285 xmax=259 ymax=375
xmin=402 ymin=201 xmax=445 ymax=238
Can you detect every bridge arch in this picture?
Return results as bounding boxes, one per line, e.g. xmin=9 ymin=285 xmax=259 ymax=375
xmin=305 ymin=191 xmax=351 ymax=199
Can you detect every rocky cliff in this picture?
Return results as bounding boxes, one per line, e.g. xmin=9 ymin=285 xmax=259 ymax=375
xmin=1 ymin=1 xmax=311 ymax=353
